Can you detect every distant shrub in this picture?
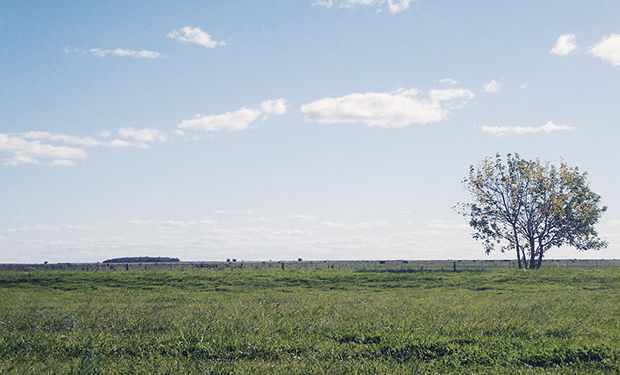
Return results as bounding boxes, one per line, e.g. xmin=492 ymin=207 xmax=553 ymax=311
xmin=102 ymin=257 xmax=179 ymax=264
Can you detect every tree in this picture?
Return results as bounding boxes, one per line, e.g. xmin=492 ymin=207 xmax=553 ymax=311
xmin=457 ymin=154 xmax=607 ymax=269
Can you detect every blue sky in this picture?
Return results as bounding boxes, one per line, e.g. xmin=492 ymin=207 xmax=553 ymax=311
xmin=1 ymin=0 xmax=619 ymax=262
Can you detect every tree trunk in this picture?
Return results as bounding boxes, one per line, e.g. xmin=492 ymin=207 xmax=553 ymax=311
xmin=528 ymin=239 xmax=537 ymax=269
xmin=512 ymin=227 xmax=522 ymax=269
xmin=535 ymin=239 xmax=544 ymax=269
xmin=536 ymin=251 xmax=543 ymax=269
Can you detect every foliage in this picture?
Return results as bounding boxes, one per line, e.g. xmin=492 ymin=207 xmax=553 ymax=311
xmin=0 ymin=268 xmax=619 ymax=374
xmin=458 ymin=153 xmax=607 ymax=269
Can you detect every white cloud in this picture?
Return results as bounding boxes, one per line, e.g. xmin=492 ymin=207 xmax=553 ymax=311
xmin=317 ymin=221 xmax=352 ymax=230
xmin=159 ymin=220 xmax=190 ymax=228
xmin=214 ymin=210 xmax=256 ymax=215
xmin=0 ymin=134 xmax=87 ymax=166
xmin=19 ymin=131 xmax=152 ymax=149
xmin=519 ymin=83 xmax=528 ymax=89
xmin=425 ymin=220 xmax=468 ymax=230
xmin=481 ymin=121 xmax=574 ymax=136
xmin=167 ymin=26 xmax=226 ymax=48
xmin=159 ymin=220 xmax=214 ymax=227
xmin=313 ymin=0 xmax=413 ymax=14
xmin=438 ymin=78 xmax=458 ymax=85
xmin=118 ymin=128 xmax=167 ymax=143
xmin=177 ymin=98 xmax=288 ymax=133
xmin=20 ymin=131 xmax=102 ymax=147
xmin=1 ymin=128 xmax=167 ymax=167
xmin=0 ymin=234 xmax=5 ymax=240
xmin=386 ymin=0 xmax=413 ymax=13
xmin=49 ymin=159 xmax=76 ymax=167
xmin=482 ymin=80 xmax=500 ymax=93
xmin=589 ymin=34 xmax=620 ymax=66
xmin=428 ymin=88 xmax=474 ymax=102
xmin=318 ymin=220 xmax=389 ymax=230
xmin=4 ymin=223 xmax=92 ymax=234
xmin=123 ymin=220 xmax=154 ymax=226
xmin=98 ymin=130 xmax=112 ymax=138
xmin=6 ymin=155 xmax=40 ymax=166
xmin=104 ymin=139 xmax=146 ymax=149
xmin=289 ymin=214 xmax=319 ymax=222
xmin=251 ymin=216 xmax=272 ymax=223
xmin=290 ymin=215 xmax=388 ymax=230
xmin=607 ymin=219 xmax=620 ymax=226
xmin=178 ymin=109 xmax=261 ymax=132
xmin=550 ymin=34 xmax=577 ymax=56
xmin=313 ymin=0 xmax=334 ymax=7
xmin=259 ymin=98 xmax=289 ymax=115
xmin=301 ymin=87 xmax=473 ymax=128
xmin=89 ymin=48 xmax=161 ymax=59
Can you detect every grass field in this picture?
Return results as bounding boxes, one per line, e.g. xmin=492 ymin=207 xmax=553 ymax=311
xmin=0 ymin=267 xmax=619 ymax=374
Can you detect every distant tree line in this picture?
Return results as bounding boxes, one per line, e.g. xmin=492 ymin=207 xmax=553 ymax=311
xmin=102 ymin=257 xmax=180 ymax=264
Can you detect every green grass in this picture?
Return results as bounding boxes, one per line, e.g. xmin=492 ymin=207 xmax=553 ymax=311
xmin=0 ymin=268 xmax=619 ymax=374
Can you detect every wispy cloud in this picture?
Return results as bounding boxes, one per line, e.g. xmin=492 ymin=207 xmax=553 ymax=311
xmin=21 ymin=131 xmax=121 ymax=148
xmin=481 ymin=121 xmax=574 ymax=136
xmin=482 ymin=80 xmax=500 ymax=93
xmin=589 ymin=34 xmax=620 ymax=66
xmin=3 ymin=223 xmax=93 ymax=233
xmin=300 ymin=87 xmax=473 ymax=128
xmin=214 ymin=210 xmax=256 ymax=215
xmin=167 ymin=26 xmax=226 ymax=48
xmin=1 ymin=128 xmax=167 ymax=167
xmin=550 ymin=34 xmax=577 ymax=56
xmin=318 ymin=220 xmax=389 ymax=230
xmin=438 ymin=78 xmax=458 ymax=85
xmin=428 ymin=88 xmax=475 ymax=102
xmin=89 ymin=48 xmax=162 ymax=59
xmin=385 ymin=0 xmax=413 ymax=13
xmin=289 ymin=214 xmax=319 ymax=222
xmin=49 ymin=159 xmax=77 ymax=167
xmin=0 ymin=134 xmax=87 ymax=166
xmin=1 ymin=216 xmax=487 ymax=262
xmin=20 ymin=129 xmax=165 ymax=149
xmin=122 ymin=220 xmax=156 ymax=226
xmin=176 ymin=98 xmax=288 ymax=133
xmin=425 ymin=220 xmax=468 ymax=230
xmin=118 ymin=128 xmax=167 ymax=143
xmin=312 ymin=0 xmax=413 ymax=14
xmin=159 ymin=220 xmax=215 ymax=227
xmin=122 ymin=219 xmax=216 ymax=228
xmin=20 ymin=131 xmax=98 ymax=147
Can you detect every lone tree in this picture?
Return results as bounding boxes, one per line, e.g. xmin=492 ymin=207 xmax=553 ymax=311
xmin=458 ymin=154 xmax=607 ymax=269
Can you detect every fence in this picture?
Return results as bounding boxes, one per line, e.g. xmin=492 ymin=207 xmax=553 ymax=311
xmin=0 ymin=259 xmax=618 ymax=272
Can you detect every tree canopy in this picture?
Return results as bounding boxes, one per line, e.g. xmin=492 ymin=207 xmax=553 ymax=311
xmin=458 ymin=154 xmax=607 ymax=269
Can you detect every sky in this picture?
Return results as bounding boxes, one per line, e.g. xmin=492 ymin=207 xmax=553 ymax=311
xmin=1 ymin=0 xmax=620 ymax=263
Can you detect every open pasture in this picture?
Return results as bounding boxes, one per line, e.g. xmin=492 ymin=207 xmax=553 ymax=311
xmin=0 ymin=266 xmax=619 ymax=374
